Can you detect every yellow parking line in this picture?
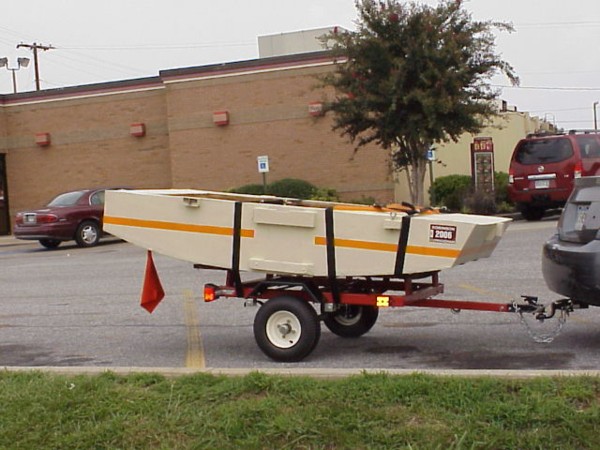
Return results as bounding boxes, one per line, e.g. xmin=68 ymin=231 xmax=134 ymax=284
xmin=183 ymin=289 xmax=205 ymax=368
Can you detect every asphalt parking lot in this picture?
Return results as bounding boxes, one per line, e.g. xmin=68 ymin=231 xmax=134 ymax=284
xmin=3 ymin=215 xmax=600 ymax=375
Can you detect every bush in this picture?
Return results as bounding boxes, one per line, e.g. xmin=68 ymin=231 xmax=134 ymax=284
xmin=230 ymin=183 xmax=268 ymax=195
xmin=429 ymin=174 xmax=472 ymax=211
xmin=464 ymin=191 xmax=497 ymax=214
xmin=429 ymin=172 xmax=514 ymax=214
xmin=267 ymin=178 xmax=317 ymax=199
xmin=494 ymin=172 xmax=511 ymax=205
xmin=311 ymin=188 xmax=340 ymax=202
xmin=231 ymin=178 xmax=337 ymax=200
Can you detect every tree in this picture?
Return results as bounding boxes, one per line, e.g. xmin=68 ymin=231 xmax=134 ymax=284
xmin=320 ymin=0 xmax=518 ymax=205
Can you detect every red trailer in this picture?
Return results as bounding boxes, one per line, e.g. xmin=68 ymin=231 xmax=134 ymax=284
xmin=201 ymin=267 xmax=575 ymax=362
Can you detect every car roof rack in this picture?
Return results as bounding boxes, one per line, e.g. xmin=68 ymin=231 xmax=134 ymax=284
xmin=568 ymin=129 xmax=600 ymax=135
xmin=526 ymin=130 xmax=563 ymax=138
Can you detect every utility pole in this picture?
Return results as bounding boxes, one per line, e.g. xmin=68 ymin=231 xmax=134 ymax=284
xmin=16 ymin=42 xmax=54 ymax=91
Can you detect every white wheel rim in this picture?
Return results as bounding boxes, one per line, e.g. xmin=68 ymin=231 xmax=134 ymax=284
xmin=81 ymin=225 xmax=98 ymax=244
xmin=265 ymin=310 xmax=302 ymax=349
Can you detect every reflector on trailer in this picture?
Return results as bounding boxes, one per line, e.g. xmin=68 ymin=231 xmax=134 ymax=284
xmin=204 ymin=284 xmax=218 ymax=302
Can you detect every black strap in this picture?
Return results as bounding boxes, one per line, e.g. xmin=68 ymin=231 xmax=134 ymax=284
xmin=231 ymin=202 xmax=244 ymax=297
xmin=394 ymin=215 xmax=412 ymax=276
xmin=325 ymin=207 xmax=340 ymax=303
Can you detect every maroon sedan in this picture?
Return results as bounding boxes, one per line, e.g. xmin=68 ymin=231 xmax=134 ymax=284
xmin=13 ymin=188 xmax=123 ymax=249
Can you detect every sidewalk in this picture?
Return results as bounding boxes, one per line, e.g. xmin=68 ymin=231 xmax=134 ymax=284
xmin=0 ymin=235 xmax=28 ymax=247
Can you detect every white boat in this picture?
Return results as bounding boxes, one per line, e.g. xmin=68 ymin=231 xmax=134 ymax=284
xmin=103 ymin=189 xmax=510 ymax=277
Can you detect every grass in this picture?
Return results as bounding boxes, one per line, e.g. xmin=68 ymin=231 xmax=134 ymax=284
xmin=1 ymin=371 xmax=599 ymax=449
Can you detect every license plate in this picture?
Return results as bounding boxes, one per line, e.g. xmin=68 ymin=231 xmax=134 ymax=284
xmin=534 ymin=179 xmax=550 ymax=189
xmin=24 ymin=214 xmax=37 ymax=224
xmin=575 ymin=205 xmax=589 ymax=231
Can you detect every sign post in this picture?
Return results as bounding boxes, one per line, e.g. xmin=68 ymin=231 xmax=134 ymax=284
xmin=257 ymin=155 xmax=269 ymax=194
xmin=427 ymin=147 xmax=437 ymax=205
xmin=470 ymin=138 xmax=495 ymax=194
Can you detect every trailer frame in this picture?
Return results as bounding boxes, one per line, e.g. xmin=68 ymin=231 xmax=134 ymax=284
xmin=200 ymin=268 xmax=568 ymax=362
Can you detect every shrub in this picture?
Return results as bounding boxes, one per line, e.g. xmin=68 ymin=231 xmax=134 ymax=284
xmin=494 ymin=171 xmax=513 ymax=208
xmin=349 ymin=195 xmax=377 ymax=205
xmin=464 ymin=191 xmax=497 ymax=214
xmin=267 ymin=178 xmax=317 ymax=199
xmin=231 ymin=178 xmax=329 ymax=200
xmin=229 ymin=183 xmax=268 ymax=195
xmin=429 ymin=174 xmax=472 ymax=211
xmin=430 ymin=172 xmax=514 ymax=214
xmin=310 ymin=188 xmax=340 ymax=202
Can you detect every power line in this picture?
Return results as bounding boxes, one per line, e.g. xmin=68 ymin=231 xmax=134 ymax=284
xmin=493 ymin=84 xmax=600 ymax=92
xmin=16 ymin=42 xmax=54 ymax=90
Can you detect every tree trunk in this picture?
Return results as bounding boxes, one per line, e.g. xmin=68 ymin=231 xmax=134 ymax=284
xmin=404 ymin=158 xmax=428 ymax=206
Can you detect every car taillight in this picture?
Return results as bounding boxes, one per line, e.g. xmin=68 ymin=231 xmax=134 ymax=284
xmin=15 ymin=213 xmax=23 ymax=225
xmin=36 ymin=214 xmax=59 ymax=224
xmin=574 ymin=161 xmax=582 ymax=179
xmin=508 ymin=168 xmax=514 ymax=184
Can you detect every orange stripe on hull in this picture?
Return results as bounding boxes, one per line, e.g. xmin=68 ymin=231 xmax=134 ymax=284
xmin=314 ymin=236 xmax=461 ymax=258
xmin=104 ymin=216 xmax=255 ymax=238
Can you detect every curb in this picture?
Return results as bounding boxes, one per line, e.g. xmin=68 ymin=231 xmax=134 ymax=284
xmin=0 ymin=236 xmax=28 ymax=247
xmin=3 ymin=366 xmax=600 ymax=379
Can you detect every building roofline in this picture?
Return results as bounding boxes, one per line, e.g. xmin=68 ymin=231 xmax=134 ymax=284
xmin=0 ymin=50 xmax=335 ymax=106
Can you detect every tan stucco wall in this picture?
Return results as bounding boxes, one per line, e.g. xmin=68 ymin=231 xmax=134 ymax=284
xmin=395 ymin=110 xmax=545 ymax=203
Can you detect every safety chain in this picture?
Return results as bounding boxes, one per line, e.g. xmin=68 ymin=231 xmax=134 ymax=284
xmin=517 ymin=307 xmax=569 ymax=344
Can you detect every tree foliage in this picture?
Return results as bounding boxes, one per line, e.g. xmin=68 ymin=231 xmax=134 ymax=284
xmin=321 ymin=0 xmax=518 ymax=204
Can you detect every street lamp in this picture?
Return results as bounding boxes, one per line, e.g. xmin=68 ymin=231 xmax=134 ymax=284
xmin=0 ymin=57 xmax=30 ymax=93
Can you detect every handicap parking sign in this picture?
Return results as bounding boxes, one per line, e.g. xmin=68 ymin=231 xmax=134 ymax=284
xmin=257 ymin=155 xmax=269 ymax=173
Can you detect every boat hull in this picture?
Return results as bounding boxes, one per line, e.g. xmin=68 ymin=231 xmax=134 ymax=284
xmin=104 ymin=189 xmax=510 ymax=277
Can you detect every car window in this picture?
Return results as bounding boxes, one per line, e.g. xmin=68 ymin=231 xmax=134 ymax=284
xmin=90 ymin=191 xmax=105 ymax=206
xmin=515 ymin=138 xmax=573 ymax=165
xmin=559 ymin=184 xmax=600 ymax=243
xmin=576 ymin=135 xmax=600 ymax=159
xmin=47 ymin=190 xmax=86 ymax=207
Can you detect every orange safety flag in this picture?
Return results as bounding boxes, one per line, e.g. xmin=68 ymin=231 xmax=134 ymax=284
xmin=140 ymin=250 xmax=165 ymax=313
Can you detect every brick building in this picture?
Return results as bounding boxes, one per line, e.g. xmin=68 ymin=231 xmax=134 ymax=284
xmin=0 ymin=45 xmax=547 ymax=236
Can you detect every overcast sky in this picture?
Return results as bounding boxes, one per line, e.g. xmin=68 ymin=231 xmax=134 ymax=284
xmin=1 ymin=0 xmax=599 ymax=130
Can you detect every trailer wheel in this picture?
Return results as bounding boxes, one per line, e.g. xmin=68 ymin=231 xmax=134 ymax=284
xmin=324 ymin=305 xmax=379 ymax=338
xmin=253 ymin=296 xmax=321 ymax=362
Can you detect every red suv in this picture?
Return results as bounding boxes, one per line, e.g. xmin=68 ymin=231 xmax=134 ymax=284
xmin=508 ymin=130 xmax=600 ymax=220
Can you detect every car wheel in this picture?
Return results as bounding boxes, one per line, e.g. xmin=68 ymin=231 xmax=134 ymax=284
xmin=521 ymin=206 xmax=545 ymax=221
xmin=39 ymin=239 xmax=61 ymax=249
xmin=75 ymin=220 xmax=100 ymax=247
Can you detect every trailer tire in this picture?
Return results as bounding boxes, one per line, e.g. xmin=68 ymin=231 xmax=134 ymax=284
xmin=324 ymin=305 xmax=379 ymax=338
xmin=253 ymin=296 xmax=320 ymax=362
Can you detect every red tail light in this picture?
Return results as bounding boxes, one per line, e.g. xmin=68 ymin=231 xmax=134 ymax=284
xmin=508 ymin=167 xmax=514 ymax=184
xmin=574 ymin=161 xmax=582 ymax=179
xmin=36 ymin=214 xmax=59 ymax=224
xmin=204 ymin=284 xmax=218 ymax=302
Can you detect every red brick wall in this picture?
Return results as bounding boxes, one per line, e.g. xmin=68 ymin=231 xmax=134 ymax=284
xmin=165 ymin=66 xmax=393 ymax=200
xmin=1 ymin=57 xmax=395 ymax=227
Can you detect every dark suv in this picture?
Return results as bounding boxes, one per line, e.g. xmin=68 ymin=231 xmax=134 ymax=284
xmin=508 ymin=130 xmax=600 ymax=220
xmin=542 ymin=176 xmax=600 ymax=306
